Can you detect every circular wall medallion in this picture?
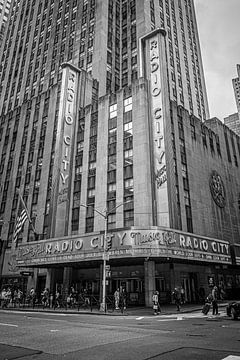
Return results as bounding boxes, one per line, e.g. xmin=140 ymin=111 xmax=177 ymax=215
xmin=209 ymin=170 xmax=226 ymax=208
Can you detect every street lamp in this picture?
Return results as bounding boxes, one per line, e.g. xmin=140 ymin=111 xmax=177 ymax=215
xmin=80 ymin=200 xmax=132 ymax=312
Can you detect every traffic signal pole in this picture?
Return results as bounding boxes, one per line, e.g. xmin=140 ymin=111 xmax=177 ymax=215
xmin=80 ymin=200 xmax=132 ymax=313
xmin=101 ymin=215 xmax=107 ymax=312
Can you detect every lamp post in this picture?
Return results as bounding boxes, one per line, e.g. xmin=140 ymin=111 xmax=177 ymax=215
xmin=80 ymin=200 xmax=132 ymax=312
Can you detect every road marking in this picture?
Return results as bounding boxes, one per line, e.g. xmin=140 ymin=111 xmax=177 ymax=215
xmin=0 ymin=310 xmax=67 ymax=316
xmin=50 ymin=329 xmax=60 ymax=332
xmin=0 ymin=323 xmax=18 ymax=327
xmin=136 ymin=317 xmax=144 ymax=320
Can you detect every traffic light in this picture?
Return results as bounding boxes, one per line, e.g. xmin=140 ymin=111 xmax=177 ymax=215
xmin=106 ymin=237 xmax=112 ymax=251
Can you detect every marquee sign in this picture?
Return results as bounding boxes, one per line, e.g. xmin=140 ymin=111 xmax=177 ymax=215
xmin=16 ymin=228 xmax=231 ymax=267
xmin=52 ymin=63 xmax=79 ymax=237
xmin=148 ymin=30 xmax=169 ymax=226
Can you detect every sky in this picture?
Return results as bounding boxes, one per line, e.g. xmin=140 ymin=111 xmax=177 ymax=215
xmin=194 ymin=0 xmax=240 ymax=121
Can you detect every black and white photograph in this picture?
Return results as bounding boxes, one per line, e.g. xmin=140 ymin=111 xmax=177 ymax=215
xmin=0 ymin=0 xmax=240 ymax=359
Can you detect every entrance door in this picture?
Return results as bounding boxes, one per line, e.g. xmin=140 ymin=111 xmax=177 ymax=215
xmin=182 ymin=277 xmax=191 ymax=303
xmin=110 ymin=278 xmax=144 ymax=305
xmin=181 ymin=273 xmax=198 ymax=303
xmin=36 ymin=275 xmax=46 ymax=301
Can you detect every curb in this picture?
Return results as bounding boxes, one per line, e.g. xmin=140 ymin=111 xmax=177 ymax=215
xmin=0 ymin=303 xmax=229 ymax=317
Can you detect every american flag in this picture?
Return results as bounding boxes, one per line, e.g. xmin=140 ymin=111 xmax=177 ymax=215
xmin=13 ymin=200 xmax=28 ymax=243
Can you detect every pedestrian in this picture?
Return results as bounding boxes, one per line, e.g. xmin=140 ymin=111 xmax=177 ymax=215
xmin=13 ymin=289 xmax=18 ymax=308
xmin=30 ymin=287 xmax=36 ymax=307
xmin=6 ymin=288 xmax=11 ymax=307
xmin=120 ymin=288 xmax=127 ymax=311
xmin=212 ymin=286 xmax=219 ymax=315
xmin=152 ymin=290 xmax=161 ymax=315
xmin=172 ymin=287 xmax=181 ymax=311
xmin=50 ymin=293 xmax=54 ymax=308
xmin=114 ymin=288 xmax=120 ymax=310
xmin=180 ymin=286 xmax=185 ymax=304
xmin=17 ymin=289 xmax=23 ymax=307
xmin=41 ymin=288 xmax=49 ymax=308
xmin=55 ymin=289 xmax=61 ymax=308
xmin=1 ymin=288 xmax=7 ymax=308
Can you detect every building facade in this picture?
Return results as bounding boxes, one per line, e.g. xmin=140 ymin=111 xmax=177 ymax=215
xmin=0 ymin=0 xmax=12 ymax=48
xmin=224 ymin=65 xmax=240 ymax=137
xmin=233 ymin=64 xmax=240 ymax=114
xmin=0 ymin=0 xmax=239 ymax=306
xmin=224 ymin=112 xmax=240 ymax=138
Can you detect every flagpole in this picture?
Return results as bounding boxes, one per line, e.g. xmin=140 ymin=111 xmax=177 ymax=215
xmin=12 ymin=194 xmax=21 ymax=244
xmin=16 ymin=189 xmax=37 ymax=234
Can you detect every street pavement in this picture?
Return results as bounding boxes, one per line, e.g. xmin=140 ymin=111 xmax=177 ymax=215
xmin=0 ymin=302 xmax=240 ymax=360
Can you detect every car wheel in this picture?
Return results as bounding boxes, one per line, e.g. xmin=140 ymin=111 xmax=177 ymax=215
xmin=231 ymin=308 xmax=238 ymax=320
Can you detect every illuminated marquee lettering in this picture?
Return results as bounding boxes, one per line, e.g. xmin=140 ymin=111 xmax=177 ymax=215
xmin=16 ymin=229 xmax=230 ymax=266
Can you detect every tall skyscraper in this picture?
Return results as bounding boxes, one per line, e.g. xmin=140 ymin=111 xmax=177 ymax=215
xmin=233 ymin=64 xmax=240 ymax=114
xmin=224 ymin=112 xmax=240 ymax=137
xmin=0 ymin=0 xmax=209 ymax=119
xmin=0 ymin=0 xmax=12 ymax=47
xmin=224 ymin=65 xmax=240 ymax=136
xmin=0 ymin=1 xmax=239 ymax=306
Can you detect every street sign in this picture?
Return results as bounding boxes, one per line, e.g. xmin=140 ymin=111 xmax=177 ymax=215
xmin=20 ymin=271 xmax=34 ymax=277
xmin=103 ymin=253 xmax=109 ymax=261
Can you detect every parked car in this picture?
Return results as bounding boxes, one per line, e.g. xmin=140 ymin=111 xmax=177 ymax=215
xmin=226 ymin=301 xmax=240 ymax=320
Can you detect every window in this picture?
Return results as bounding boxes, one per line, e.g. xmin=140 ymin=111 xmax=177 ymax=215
xmin=124 ymin=122 xmax=132 ymax=137
xmin=124 ymin=165 xmax=133 ymax=179
xmin=71 ymin=208 xmax=79 ymax=231
xmin=124 ymin=210 xmax=134 ymax=227
xmin=124 ymin=178 xmax=133 ymax=196
xmin=124 ymin=97 xmax=132 ymax=112
xmin=108 ymin=183 xmax=116 ymax=192
xmin=110 ymin=103 xmax=117 ymax=118
xmin=88 ymin=189 xmax=95 ymax=198
xmin=108 ymin=213 xmax=116 ymax=230
xmin=124 ymin=149 xmax=133 ymax=165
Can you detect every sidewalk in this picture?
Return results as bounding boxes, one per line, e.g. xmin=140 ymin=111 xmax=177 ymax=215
xmin=0 ymin=301 xmax=231 ymax=317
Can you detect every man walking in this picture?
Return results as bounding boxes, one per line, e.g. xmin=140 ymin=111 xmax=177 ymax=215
xmin=172 ymin=287 xmax=181 ymax=311
xmin=212 ymin=286 xmax=219 ymax=315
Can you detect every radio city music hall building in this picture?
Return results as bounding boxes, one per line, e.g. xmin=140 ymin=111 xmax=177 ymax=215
xmin=0 ymin=1 xmax=240 ymax=306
